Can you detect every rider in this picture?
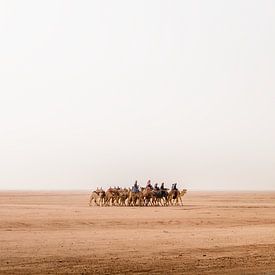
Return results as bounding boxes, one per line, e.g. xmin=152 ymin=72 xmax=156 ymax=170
xmin=154 ymin=183 xmax=160 ymax=191
xmin=160 ymin=182 xmax=167 ymax=196
xmin=132 ymin=180 xmax=139 ymax=193
xmin=146 ymin=180 xmax=153 ymax=190
xmin=171 ymin=183 xmax=178 ymax=190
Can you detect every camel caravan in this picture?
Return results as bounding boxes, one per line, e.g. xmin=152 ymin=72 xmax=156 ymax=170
xmin=89 ymin=180 xmax=187 ymax=207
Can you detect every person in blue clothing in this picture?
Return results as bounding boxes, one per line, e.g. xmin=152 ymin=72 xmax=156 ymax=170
xmin=132 ymin=180 xmax=140 ymax=193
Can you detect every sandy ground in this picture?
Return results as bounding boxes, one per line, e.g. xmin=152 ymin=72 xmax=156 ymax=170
xmin=0 ymin=191 xmax=275 ymax=274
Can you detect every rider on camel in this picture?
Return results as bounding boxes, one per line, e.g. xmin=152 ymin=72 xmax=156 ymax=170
xmin=160 ymin=182 xmax=166 ymax=196
xmin=146 ymin=180 xmax=153 ymax=190
xmin=154 ymin=183 xmax=160 ymax=191
xmin=132 ymin=180 xmax=139 ymax=193
xmin=171 ymin=183 xmax=178 ymax=191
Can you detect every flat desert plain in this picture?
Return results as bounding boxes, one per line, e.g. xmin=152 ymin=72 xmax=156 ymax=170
xmin=1 ymin=191 xmax=275 ymax=274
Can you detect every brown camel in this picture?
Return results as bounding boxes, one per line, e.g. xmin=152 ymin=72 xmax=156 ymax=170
xmin=89 ymin=188 xmax=105 ymax=206
xmin=128 ymin=190 xmax=143 ymax=206
xmin=104 ymin=188 xmax=119 ymax=206
xmin=167 ymin=189 xmax=187 ymax=206
xmin=118 ymin=188 xmax=129 ymax=206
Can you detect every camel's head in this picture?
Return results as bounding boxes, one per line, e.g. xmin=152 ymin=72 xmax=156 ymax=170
xmin=180 ymin=189 xmax=187 ymax=196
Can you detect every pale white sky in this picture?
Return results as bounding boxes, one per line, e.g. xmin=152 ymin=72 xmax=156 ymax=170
xmin=0 ymin=0 xmax=274 ymax=190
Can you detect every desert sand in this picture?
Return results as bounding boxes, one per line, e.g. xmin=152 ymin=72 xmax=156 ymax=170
xmin=0 ymin=191 xmax=275 ymax=274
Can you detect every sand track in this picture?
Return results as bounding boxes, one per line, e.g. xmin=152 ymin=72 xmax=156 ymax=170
xmin=1 ymin=191 xmax=275 ymax=274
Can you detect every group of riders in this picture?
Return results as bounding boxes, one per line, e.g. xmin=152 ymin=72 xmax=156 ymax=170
xmin=132 ymin=180 xmax=178 ymax=193
xmin=89 ymin=180 xmax=186 ymax=207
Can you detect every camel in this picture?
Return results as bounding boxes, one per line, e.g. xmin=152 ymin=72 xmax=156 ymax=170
xmin=89 ymin=185 xmax=187 ymax=207
xmin=141 ymin=187 xmax=154 ymax=206
xmin=104 ymin=188 xmax=119 ymax=206
xmin=118 ymin=188 xmax=129 ymax=206
xmin=152 ymin=189 xmax=169 ymax=206
xmin=89 ymin=188 xmax=105 ymax=206
xmin=177 ymin=189 xmax=187 ymax=205
xmin=128 ymin=190 xmax=143 ymax=206
xmin=167 ymin=189 xmax=187 ymax=206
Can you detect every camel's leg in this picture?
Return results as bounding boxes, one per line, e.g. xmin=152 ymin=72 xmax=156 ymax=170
xmin=157 ymin=198 xmax=161 ymax=206
xmin=90 ymin=197 xmax=98 ymax=207
xmin=90 ymin=196 xmax=98 ymax=206
xmin=116 ymin=197 xmax=120 ymax=206
xmin=158 ymin=198 xmax=163 ymax=206
xmin=179 ymin=196 xmax=183 ymax=206
xmin=127 ymin=197 xmax=132 ymax=206
xmin=104 ymin=198 xmax=109 ymax=207
xmin=144 ymin=198 xmax=148 ymax=206
xmin=99 ymin=198 xmax=103 ymax=207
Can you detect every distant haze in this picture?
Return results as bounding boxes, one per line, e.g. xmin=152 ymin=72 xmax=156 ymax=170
xmin=0 ymin=1 xmax=274 ymax=190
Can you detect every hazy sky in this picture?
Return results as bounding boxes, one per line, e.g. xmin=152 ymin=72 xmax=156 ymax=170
xmin=0 ymin=1 xmax=274 ymax=190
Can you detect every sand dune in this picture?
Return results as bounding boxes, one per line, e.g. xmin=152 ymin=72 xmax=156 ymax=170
xmin=0 ymin=191 xmax=275 ymax=274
